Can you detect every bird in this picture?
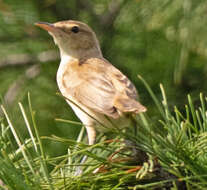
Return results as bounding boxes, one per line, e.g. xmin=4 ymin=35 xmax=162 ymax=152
xmin=35 ymin=20 xmax=147 ymax=146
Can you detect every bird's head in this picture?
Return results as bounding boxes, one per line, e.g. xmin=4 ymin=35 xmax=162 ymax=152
xmin=35 ymin=20 xmax=102 ymax=59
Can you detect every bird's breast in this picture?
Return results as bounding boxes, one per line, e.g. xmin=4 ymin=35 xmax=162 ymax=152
xmin=57 ymin=59 xmax=80 ymax=96
xmin=56 ymin=61 xmax=68 ymax=96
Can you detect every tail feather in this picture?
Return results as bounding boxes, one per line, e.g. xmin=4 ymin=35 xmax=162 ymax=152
xmin=114 ymin=96 xmax=147 ymax=114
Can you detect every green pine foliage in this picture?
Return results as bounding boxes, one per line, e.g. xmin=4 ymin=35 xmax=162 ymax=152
xmin=1 ymin=78 xmax=207 ymax=189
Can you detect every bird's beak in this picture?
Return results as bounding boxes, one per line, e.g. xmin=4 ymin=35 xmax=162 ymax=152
xmin=35 ymin=22 xmax=55 ymax=32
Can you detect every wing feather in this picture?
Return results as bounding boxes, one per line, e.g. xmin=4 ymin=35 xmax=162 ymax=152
xmin=62 ymin=58 xmax=146 ymax=118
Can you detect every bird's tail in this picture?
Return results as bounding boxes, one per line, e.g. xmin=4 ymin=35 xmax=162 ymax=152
xmin=114 ymin=96 xmax=147 ymax=114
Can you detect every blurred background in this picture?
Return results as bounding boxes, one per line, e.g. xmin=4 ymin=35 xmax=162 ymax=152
xmin=1 ymin=0 xmax=207 ymax=156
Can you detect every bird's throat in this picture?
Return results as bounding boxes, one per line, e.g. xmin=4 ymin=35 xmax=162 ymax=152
xmin=60 ymin=53 xmax=76 ymax=66
xmin=59 ymin=47 xmax=103 ymax=66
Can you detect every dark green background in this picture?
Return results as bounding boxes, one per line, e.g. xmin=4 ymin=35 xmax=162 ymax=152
xmin=1 ymin=0 xmax=207 ymax=156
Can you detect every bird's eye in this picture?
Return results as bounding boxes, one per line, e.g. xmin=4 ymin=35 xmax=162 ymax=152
xmin=71 ymin=26 xmax=79 ymax=33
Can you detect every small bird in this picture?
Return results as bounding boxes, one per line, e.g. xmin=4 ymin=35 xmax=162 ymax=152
xmin=35 ymin=20 xmax=146 ymax=146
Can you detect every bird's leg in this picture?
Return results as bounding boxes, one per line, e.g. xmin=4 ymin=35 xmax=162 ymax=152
xmin=85 ymin=126 xmax=96 ymax=145
xmin=74 ymin=125 xmax=96 ymax=176
xmin=80 ymin=126 xmax=96 ymax=163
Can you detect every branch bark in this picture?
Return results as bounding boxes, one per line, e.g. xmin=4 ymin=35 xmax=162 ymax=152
xmin=0 ymin=50 xmax=59 ymax=68
xmin=1 ymin=64 xmax=41 ymax=116
xmin=77 ymin=0 xmax=127 ymax=28
xmin=100 ymin=0 xmax=128 ymax=28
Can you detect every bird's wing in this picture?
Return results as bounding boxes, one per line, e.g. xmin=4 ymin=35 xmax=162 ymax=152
xmin=105 ymin=59 xmax=147 ymax=113
xmin=63 ymin=58 xmax=146 ymax=119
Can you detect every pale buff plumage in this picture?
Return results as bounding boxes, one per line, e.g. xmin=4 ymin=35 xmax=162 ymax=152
xmin=35 ymin=20 xmax=147 ymax=145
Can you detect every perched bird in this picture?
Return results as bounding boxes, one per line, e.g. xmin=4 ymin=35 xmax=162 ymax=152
xmin=35 ymin=20 xmax=146 ymax=146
